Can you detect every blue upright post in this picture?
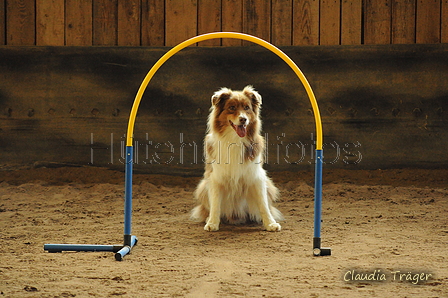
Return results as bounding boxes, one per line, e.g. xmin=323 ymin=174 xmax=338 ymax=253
xmin=124 ymin=146 xmax=134 ymax=246
xmin=313 ymin=149 xmax=323 ymax=239
xmin=313 ymin=149 xmax=331 ymax=256
xmin=115 ymin=145 xmax=139 ymax=261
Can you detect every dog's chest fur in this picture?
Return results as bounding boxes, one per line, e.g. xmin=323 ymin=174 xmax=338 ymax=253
xmin=206 ymin=130 xmax=262 ymax=183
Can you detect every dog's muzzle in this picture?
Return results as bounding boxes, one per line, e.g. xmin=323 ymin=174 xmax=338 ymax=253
xmin=229 ymin=120 xmax=247 ymax=138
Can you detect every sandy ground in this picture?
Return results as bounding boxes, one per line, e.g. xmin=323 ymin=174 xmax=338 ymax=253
xmin=0 ymin=167 xmax=447 ymax=297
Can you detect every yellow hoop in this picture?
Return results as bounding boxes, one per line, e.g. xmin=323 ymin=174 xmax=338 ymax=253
xmin=126 ymin=32 xmax=323 ymax=149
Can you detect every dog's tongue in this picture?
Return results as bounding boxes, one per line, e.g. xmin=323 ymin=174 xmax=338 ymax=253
xmin=236 ymin=125 xmax=246 ymax=138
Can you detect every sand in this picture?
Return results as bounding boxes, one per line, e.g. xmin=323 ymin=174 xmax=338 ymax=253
xmin=0 ymin=167 xmax=447 ymax=297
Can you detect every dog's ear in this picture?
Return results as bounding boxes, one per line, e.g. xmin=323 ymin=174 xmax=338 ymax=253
xmin=211 ymin=87 xmax=231 ymax=106
xmin=243 ymin=85 xmax=262 ymax=107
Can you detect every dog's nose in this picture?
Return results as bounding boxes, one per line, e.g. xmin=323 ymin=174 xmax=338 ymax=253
xmin=239 ymin=117 xmax=247 ymax=125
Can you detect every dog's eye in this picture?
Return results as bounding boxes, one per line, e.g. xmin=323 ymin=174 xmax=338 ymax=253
xmin=244 ymin=105 xmax=250 ymax=110
xmin=229 ymin=106 xmax=236 ymax=111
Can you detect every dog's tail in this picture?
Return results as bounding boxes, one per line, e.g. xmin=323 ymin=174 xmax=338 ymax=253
xmin=270 ymin=205 xmax=284 ymax=222
xmin=267 ymin=178 xmax=280 ymax=202
xmin=190 ymin=179 xmax=209 ymax=222
xmin=190 ymin=205 xmax=209 ymax=222
xmin=267 ymin=178 xmax=284 ymax=221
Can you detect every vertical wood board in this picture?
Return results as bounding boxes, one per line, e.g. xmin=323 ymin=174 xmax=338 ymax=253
xmin=66 ymin=0 xmax=93 ymax=46
xmin=6 ymin=0 xmax=35 ymax=45
xmin=198 ymin=0 xmax=221 ymax=46
xmin=320 ymin=0 xmax=341 ymax=45
xmin=141 ymin=0 xmax=165 ymax=46
xmin=243 ymin=0 xmax=271 ymax=45
xmin=165 ymin=0 xmax=198 ymax=46
xmin=341 ymin=0 xmax=362 ymax=45
xmin=442 ymin=0 xmax=448 ymax=43
xmin=416 ymin=0 xmax=441 ymax=44
xmin=364 ymin=0 xmax=392 ymax=44
xmin=118 ymin=0 xmax=141 ymax=46
xmin=391 ymin=0 xmax=416 ymax=44
xmin=0 ymin=0 xmax=5 ymax=45
xmin=222 ymin=0 xmax=243 ymax=46
xmin=293 ymin=0 xmax=319 ymax=45
xmin=36 ymin=0 xmax=65 ymax=46
xmin=93 ymin=0 xmax=118 ymax=46
xmin=271 ymin=0 xmax=293 ymax=46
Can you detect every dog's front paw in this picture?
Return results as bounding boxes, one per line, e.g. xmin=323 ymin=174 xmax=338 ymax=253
xmin=265 ymin=222 xmax=281 ymax=232
xmin=204 ymin=222 xmax=220 ymax=232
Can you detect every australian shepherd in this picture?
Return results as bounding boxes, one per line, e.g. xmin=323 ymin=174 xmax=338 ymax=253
xmin=191 ymin=86 xmax=283 ymax=231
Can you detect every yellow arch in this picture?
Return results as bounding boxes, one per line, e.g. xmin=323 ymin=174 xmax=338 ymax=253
xmin=126 ymin=32 xmax=323 ymax=149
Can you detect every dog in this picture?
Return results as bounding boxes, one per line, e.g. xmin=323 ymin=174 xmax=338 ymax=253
xmin=191 ymin=86 xmax=283 ymax=231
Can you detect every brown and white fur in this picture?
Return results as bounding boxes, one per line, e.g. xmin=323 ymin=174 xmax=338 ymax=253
xmin=191 ymin=86 xmax=283 ymax=232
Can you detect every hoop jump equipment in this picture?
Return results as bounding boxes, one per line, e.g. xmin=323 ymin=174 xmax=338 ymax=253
xmin=44 ymin=32 xmax=330 ymax=260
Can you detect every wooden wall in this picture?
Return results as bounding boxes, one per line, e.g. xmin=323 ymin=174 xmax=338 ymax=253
xmin=1 ymin=45 xmax=447 ymax=172
xmin=1 ymin=0 xmax=447 ymax=47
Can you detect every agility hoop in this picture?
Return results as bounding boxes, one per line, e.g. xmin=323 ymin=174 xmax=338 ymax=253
xmin=126 ymin=32 xmax=323 ymax=148
xmin=126 ymin=32 xmax=330 ymax=257
xmin=44 ymin=32 xmax=330 ymax=260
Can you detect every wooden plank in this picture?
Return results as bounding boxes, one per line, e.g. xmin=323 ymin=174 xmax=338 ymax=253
xmin=141 ymin=0 xmax=165 ymax=46
xmin=6 ymin=0 xmax=35 ymax=45
xmin=118 ymin=0 xmax=140 ymax=46
xmin=341 ymin=0 xmax=362 ymax=45
xmin=66 ymin=0 xmax=92 ymax=46
xmin=242 ymin=0 xmax=271 ymax=45
xmin=272 ymin=0 xmax=293 ymax=46
xmin=292 ymin=0 xmax=319 ymax=45
xmin=165 ymin=0 xmax=198 ymax=46
xmin=443 ymin=0 xmax=448 ymax=43
xmin=320 ymin=0 xmax=341 ymax=45
xmin=93 ymin=0 xmax=118 ymax=46
xmin=391 ymin=0 xmax=416 ymax=44
xmin=198 ymin=0 xmax=221 ymax=46
xmin=364 ymin=0 xmax=392 ymax=44
xmin=2 ymin=45 xmax=448 ymax=171
xmin=36 ymin=0 xmax=64 ymax=46
xmin=416 ymin=0 xmax=441 ymax=44
xmin=0 ymin=0 xmax=5 ymax=45
xmin=222 ymin=0 xmax=243 ymax=46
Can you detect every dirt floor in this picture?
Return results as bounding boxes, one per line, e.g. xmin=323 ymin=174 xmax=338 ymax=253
xmin=0 ymin=166 xmax=447 ymax=297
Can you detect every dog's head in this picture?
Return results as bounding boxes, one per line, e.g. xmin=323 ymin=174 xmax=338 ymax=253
xmin=209 ymin=85 xmax=262 ymax=138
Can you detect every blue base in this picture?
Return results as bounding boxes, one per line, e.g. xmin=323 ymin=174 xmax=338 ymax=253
xmin=44 ymin=243 xmax=122 ymax=253
xmin=44 ymin=146 xmax=137 ymax=261
xmin=44 ymin=236 xmax=138 ymax=261
xmin=115 ymin=236 xmax=138 ymax=261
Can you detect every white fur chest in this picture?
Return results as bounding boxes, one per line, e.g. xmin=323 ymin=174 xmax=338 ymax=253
xmin=206 ymin=131 xmax=261 ymax=183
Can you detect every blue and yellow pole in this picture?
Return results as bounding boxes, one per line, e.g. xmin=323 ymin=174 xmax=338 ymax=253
xmin=124 ymin=32 xmax=330 ymax=257
xmin=118 ymin=146 xmax=136 ymax=260
xmin=45 ymin=32 xmax=329 ymax=260
xmin=125 ymin=32 xmax=322 ymax=148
